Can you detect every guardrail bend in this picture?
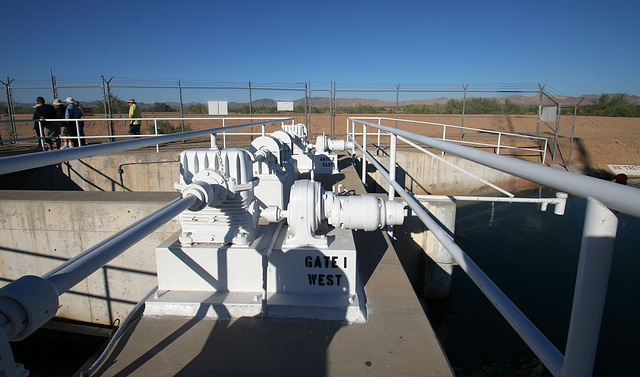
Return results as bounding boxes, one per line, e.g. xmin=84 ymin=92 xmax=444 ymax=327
xmin=347 ymin=117 xmax=640 ymax=377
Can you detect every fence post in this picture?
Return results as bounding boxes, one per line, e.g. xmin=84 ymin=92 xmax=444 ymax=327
xmin=50 ymin=69 xmax=58 ymax=100
xmin=461 ymin=84 xmax=468 ymax=138
xmin=101 ymin=76 xmax=113 ymax=142
xmin=2 ymin=77 xmax=17 ymax=140
xmin=329 ymin=81 xmax=334 ymax=139
xmin=562 ymin=197 xmax=617 ymax=377
xmin=305 ymin=81 xmax=309 ymax=131
xmin=249 ymin=81 xmax=252 ymax=120
xmin=103 ymin=76 xmax=114 ymax=142
xmin=395 ymin=83 xmax=400 ymax=128
xmin=179 ymin=79 xmax=185 ymax=133
xmin=536 ymin=84 xmax=545 ymax=138
xmin=568 ymin=99 xmax=583 ymax=168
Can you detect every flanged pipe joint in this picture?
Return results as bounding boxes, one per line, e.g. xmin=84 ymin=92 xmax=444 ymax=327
xmin=285 ymin=179 xmax=404 ymax=246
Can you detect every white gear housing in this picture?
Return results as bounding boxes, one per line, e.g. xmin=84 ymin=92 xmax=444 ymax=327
xmin=250 ymin=135 xmax=297 ymax=210
xmin=175 ymin=148 xmax=259 ymax=245
xmin=151 ymin=133 xmax=405 ymax=323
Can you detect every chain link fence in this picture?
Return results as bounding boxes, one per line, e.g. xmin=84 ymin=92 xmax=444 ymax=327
xmin=1 ymin=75 xmax=575 ymax=163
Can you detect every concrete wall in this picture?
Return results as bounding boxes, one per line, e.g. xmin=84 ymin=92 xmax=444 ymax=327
xmin=59 ymin=149 xmax=536 ymax=195
xmin=64 ymin=151 xmax=181 ymax=192
xmin=0 ymin=191 xmax=180 ymax=326
xmin=367 ymin=151 xmax=536 ymax=195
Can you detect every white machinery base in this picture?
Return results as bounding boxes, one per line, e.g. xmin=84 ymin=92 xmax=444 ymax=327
xmin=145 ymin=225 xmax=367 ymax=323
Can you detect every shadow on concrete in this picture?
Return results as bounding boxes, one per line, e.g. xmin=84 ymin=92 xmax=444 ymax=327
xmin=175 ymin=317 xmax=343 ymax=377
xmin=71 ymin=160 xmax=129 ymax=192
xmin=0 ymin=164 xmax=82 ymax=190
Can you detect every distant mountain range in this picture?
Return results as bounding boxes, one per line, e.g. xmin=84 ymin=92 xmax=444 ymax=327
xmin=6 ymin=93 xmax=639 ymax=110
xmin=229 ymin=93 xmax=640 ymax=109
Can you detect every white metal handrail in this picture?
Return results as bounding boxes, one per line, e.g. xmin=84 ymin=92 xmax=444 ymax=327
xmin=0 ymin=117 xmax=294 ymax=153
xmin=348 ymin=118 xmax=640 ymax=377
xmin=0 ymin=118 xmax=294 ymax=176
xmin=348 ymin=116 xmax=548 ymax=163
xmin=0 ymin=194 xmax=197 ymax=341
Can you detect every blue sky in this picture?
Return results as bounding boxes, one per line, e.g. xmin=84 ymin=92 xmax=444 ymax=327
xmin=2 ymin=0 xmax=639 ymax=101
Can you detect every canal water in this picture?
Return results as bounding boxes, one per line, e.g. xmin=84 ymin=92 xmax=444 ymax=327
xmin=426 ymin=188 xmax=640 ymax=376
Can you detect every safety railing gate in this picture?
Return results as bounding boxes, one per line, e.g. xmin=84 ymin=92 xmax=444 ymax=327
xmin=347 ymin=117 xmax=640 ymax=377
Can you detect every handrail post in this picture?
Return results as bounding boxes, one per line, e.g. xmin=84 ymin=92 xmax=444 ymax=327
xmin=497 ymin=133 xmax=502 ymax=155
xmin=75 ymin=120 xmax=81 ymax=147
xmin=389 ymin=133 xmax=397 ymax=200
xmin=346 ymin=119 xmax=349 ymax=142
xmin=441 ymin=125 xmax=447 ymax=155
xmin=562 ymin=197 xmax=617 ymax=377
xmin=362 ymin=124 xmax=367 ymax=185
xmin=223 ymin=119 xmax=227 ymax=148
xmin=38 ymin=120 xmax=45 ymax=151
xmin=261 ymin=123 xmax=265 ymax=136
xmin=154 ymin=119 xmax=159 ymax=152
xmin=351 ymin=120 xmax=356 ymax=154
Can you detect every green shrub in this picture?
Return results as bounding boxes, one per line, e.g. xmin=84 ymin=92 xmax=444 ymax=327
xmin=578 ymin=93 xmax=640 ymax=117
xmin=186 ymin=103 xmax=207 ymax=114
xmin=145 ymin=102 xmax=177 ymax=112
xmin=146 ymin=120 xmax=190 ymax=134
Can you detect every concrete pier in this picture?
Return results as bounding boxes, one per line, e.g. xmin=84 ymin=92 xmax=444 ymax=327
xmin=88 ymin=157 xmax=454 ymax=376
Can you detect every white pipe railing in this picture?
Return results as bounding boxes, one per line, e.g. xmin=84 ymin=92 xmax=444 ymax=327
xmin=348 ymin=116 xmax=549 ymax=163
xmin=348 ymin=118 xmax=640 ymax=377
xmin=0 ymin=117 xmax=295 ymax=153
xmin=352 ymin=136 xmax=565 ymax=376
xmin=0 ymin=194 xmax=197 ymax=342
xmin=351 ymin=119 xmax=640 ymax=217
xmin=0 ymin=118 xmax=294 ymax=176
xmin=414 ymin=193 xmax=568 ymax=214
xmin=398 ymin=135 xmax=515 ymax=198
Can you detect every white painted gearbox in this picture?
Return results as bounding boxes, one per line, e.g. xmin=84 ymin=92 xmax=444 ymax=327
xmin=174 ymin=148 xmax=260 ymax=245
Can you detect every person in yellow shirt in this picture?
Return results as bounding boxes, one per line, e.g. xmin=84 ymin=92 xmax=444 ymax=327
xmin=127 ymin=99 xmax=142 ymax=135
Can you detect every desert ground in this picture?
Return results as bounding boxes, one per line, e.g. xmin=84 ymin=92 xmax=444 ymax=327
xmin=3 ymin=113 xmax=639 ymax=166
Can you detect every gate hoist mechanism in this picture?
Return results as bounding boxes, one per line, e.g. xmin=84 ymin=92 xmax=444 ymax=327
xmin=147 ymin=124 xmax=403 ymax=322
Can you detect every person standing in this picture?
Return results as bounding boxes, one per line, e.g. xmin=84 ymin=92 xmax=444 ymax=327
xmin=52 ymin=98 xmax=66 ymax=149
xmin=32 ymin=96 xmax=59 ymax=150
xmin=74 ymin=100 xmax=86 ymax=146
xmin=127 ymin=99 xmax=142 ymax=135
xmin=64 ymin=97 xmax=82 ymax=148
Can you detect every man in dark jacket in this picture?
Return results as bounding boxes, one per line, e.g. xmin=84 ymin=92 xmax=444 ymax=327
xmin=52 ymin=98 xmax=66 ymax=149
xmin=33 ymin=96 xmax=59 ymax=150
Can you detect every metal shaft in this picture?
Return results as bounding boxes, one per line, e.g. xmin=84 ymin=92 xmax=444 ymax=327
xmin=43 ymin=195 xmax=197 ymax=295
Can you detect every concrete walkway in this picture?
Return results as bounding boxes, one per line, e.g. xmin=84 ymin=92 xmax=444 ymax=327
xmin=89 ymin=156 xmax=453 ymax=376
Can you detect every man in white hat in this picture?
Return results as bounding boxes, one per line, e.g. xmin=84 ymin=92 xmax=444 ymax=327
xmin=63 ymin=97 xmax=82 ymax=148
xmin=127 ymin=99 xmax=142 ymax=135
